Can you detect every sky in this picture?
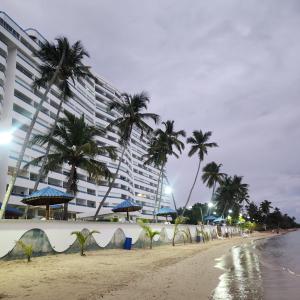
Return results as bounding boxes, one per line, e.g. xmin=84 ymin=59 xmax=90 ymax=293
xmin=2 ymin=0 xmax=300 ymax=220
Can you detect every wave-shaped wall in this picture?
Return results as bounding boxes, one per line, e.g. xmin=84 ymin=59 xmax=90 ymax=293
xmin=0 ymin=220 xmax=240 ymax=260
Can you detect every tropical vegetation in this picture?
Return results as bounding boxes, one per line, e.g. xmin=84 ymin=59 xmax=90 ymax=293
xmin=143 ymin=120 xmax=185 ymax=219
xmin=138 ymin=220 xmax=160 ymax=249
xmin=0 ymin=37 xmax=90 ymax=219
xmin=181 ymin=130 xmax=217 ymax=215
xmin=24 ymin=112 xmax=117 ymax=220
xmin=93 ymin=92 xmax=159 ymax=220
xmin=71 ymin=230 xmax=99 ymax=256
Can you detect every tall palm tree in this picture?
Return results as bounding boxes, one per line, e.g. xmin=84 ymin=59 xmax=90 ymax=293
xmin=144 ymin=120 xmax=185 ymax=218
xmin=33 ymin=38 xmax=91 ymax=192
xmin=24 ymin=112 xmax=117 ymax=220
xmin=0 ymin=37 xmax=90 ymax=219
xmin=215 ymin=175 xmax=249 ymax=218
xmin=181 ymin=130 xmax=218 ymax=216
xmin=93 ymin=92 xmax=159 ymax=220
xmin=260 ymin=200 xmax=272 ymax=230
xmin=202 ymin=161 xmax=225 ymax=203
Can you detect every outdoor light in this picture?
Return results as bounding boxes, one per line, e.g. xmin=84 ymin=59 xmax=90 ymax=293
xmin=0 ymin=130 xmax=13 ymax=145
xmin=213 ymin=211 xmax=217 ymax=215
xmin=165 ymin=186 xmax=172 ymax=195
xmin=228 ymin=209 xmax=233 ymax=214
xmin=208 ymin=202 xmax=214 ymax=208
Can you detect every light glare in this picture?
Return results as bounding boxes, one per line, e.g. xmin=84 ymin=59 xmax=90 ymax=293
xmin=0 ymin=131 xmax=13 ymax=145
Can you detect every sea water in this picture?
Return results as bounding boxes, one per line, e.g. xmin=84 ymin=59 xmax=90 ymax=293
xmin=212 ymin=230 xmax=300 ymax=300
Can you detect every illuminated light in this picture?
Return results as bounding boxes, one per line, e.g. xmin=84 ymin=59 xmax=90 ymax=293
xmin=0 ymin=131 xmax=13 ymax=145
xmin=228 ymin=209 xmax=233 ymax=214
xmin=208 ymin=202 xmax=214 ymax=208
xmin=165 ymin=186 xmax=172 ymax=194
xmin=213 ymin=211 xmax=217 ymax=215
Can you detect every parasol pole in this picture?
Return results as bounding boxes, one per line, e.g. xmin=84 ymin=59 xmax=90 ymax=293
xmin=46 ymin=204 xmax=50 ymax=220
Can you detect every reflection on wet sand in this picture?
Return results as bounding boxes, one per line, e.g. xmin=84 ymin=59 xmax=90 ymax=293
xmin=212 ymin=242 xmax=263 ymax=300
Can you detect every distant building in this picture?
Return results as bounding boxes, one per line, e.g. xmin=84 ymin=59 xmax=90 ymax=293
xmin=0 ymin=12 xmax=170 ymax=219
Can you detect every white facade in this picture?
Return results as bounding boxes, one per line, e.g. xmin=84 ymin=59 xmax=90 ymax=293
xmin=0 ymin=12 xmax=171 ymax=219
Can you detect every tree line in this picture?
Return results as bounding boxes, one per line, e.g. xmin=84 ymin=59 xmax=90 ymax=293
xmin=0 ymin=36 xmax=297 ymax=228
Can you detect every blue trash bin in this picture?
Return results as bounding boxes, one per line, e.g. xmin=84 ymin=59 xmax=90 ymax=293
xmin=196 ymin=236 xmax=201 ymax=243
xmin=124 ymin=237 xmax=132 ymax=250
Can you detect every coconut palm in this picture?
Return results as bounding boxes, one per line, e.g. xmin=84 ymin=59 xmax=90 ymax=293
xmin=143 ymin=120 xmax=185 ymax=218
xmin=33 ymin=38 xmax=91 ymax=192
xmin=138 ymin=221 xmax=160 ymax=249
xmin=93 ymin=92 xmax=159 ymax=220
xmin=24 ymin=112 xmax=117 ymax=220
xmin=215 ymin=175 xmax=249 ymax=218
xmin=202 ymin=161 xmax=226 ymax=203
xmin=71 ymin=230 xmax=99 ymax=256
xmin=260 ymin=200 xmax=272 ymax=230
xmin=181 ymin=130 xmax=218 ymax=215
xmin=0 ymin=37 xmax=90 ymax=219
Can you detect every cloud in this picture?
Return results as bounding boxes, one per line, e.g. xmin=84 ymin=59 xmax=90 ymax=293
xmin=2 ymin=0 xmax=300 ymax=220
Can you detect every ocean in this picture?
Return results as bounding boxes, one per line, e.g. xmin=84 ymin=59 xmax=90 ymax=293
xmin=212 ymin=230 xmax=300 ymax=300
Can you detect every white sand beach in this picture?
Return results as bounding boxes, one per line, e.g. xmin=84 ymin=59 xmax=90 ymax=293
xmin=0 ymin=232 xmax=274 ymax=300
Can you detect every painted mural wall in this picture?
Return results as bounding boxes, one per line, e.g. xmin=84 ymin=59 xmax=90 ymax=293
xmin=0 ymin=220 xmax=240 ymax=259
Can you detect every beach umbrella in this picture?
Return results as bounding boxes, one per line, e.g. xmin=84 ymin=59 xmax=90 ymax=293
xmin=112 ymin=199 xmax=142 ymax=220
xmin=214 ymin=217 xmax=226 ymax=223
xmin=156 ymin=207 xmax=177 ymax=221
xmin=22 ymin=187 xmax=74 ymax=220
xmin=204 ymin=215 xmax=217 ymax=222
xmin=0 ymin=202 xmax=23 ymax=218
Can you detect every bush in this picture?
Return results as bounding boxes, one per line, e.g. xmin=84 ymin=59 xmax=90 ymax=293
xmin=16 ymin=240 xmax=33 ymax=262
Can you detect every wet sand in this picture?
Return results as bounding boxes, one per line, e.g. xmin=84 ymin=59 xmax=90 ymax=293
xmin=0 ymin=232 xmax=273 ymax=300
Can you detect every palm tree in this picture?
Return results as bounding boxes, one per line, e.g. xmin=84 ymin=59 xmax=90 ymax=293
xmin=138 ymin=221 xmax=160 ymax=249
xmin=71 ymin=230 xmax=99 ymax=256
xmin=215 ymin=175 xmax=249 ymax=218
xmin=260 ymin=200 xmax=272 ymax=230
xmin=143 ymin=120 xmax=185 ymax=218
xmin=93 ymin=92 xmax=159 ymax=220
xmin=25 ymin=112 xmax=117 ymax=220
xmin=0 ymin=37 xmax=90 ymax=219
xmin=33 ymin=38 xmax=91 ymax=192
xmin=181 ymin=130 xmax=218 ymax=216
xmin=202 ymin=161 xmax=225 ymax=203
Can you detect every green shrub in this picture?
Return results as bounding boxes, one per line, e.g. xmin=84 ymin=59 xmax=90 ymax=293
xmin=71 ymin=230 xmax=99 ymax=256
xmin=138 ymin=220 xmax=160 ymax=249
xmin=16 ymin=240 xmax=33 ymax=262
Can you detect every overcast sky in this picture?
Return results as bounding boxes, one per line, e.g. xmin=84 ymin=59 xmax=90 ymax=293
xmin=2 ymin=0 xmax=300 ymax=220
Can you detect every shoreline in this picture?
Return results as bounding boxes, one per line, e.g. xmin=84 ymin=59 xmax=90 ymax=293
xmin=0 ymin=232 xmax=275 ymax=300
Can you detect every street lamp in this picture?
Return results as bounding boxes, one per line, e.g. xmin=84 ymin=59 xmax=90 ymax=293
xmin=165 ymin=186 xmax=172 ymax=195
xmin=0 ymin=130 xmax=13 ymax=145
xmin=207 ymin=202 xmax=214 ymax=216
xmin=228 ymin=209 xmax=233 ymax=214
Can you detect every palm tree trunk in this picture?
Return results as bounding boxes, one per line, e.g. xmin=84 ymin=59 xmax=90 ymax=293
xmin=221 ymin=201 xmax=228 ymax=218
xmin=34 ymin=98 xmax=64 ymax=191
xmin=0 ymin=51 xmax=66 ymax=219
xmin=93 ymin=146 xmax=126 ymax=220
xmin=156 ymin=171 xmax=164 ymax=222
xmin=24 ymin=98 xmax=64 ymax=218
xmin=211 ymin=182 xmax=216 ymax=202
xmin=64 ymin=164 xmax=76 ymax=220
xmin=164 ymin=174 xmax=177 ymax=211
xmin=152 ymin=164 xmax=164 ymax=221
xmin=181 ymin=159 xmax=201 ymax=216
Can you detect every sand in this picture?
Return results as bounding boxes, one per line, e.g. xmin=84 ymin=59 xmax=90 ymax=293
xmin=0 ymin=232 xmax=274 ymax=300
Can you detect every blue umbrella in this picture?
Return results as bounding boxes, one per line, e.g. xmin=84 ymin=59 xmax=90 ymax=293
xmin=112 ymin=199 xmax=142 ymax=220
xmin=214 ymin=217 xmax=226 ymax=223
xmin=204 ymin=215 xmax=217 ymax=221
xmin=22 ymin=187 xmax=74 ymax=220
xmin=156 ymin=207 xmax=177 ymax=221
xmin=0 ymin=202 xmax=22 ymax=218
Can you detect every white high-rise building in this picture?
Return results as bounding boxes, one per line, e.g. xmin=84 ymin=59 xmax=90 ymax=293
xmin=0 ymin=12 xmax=171 ymax=219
